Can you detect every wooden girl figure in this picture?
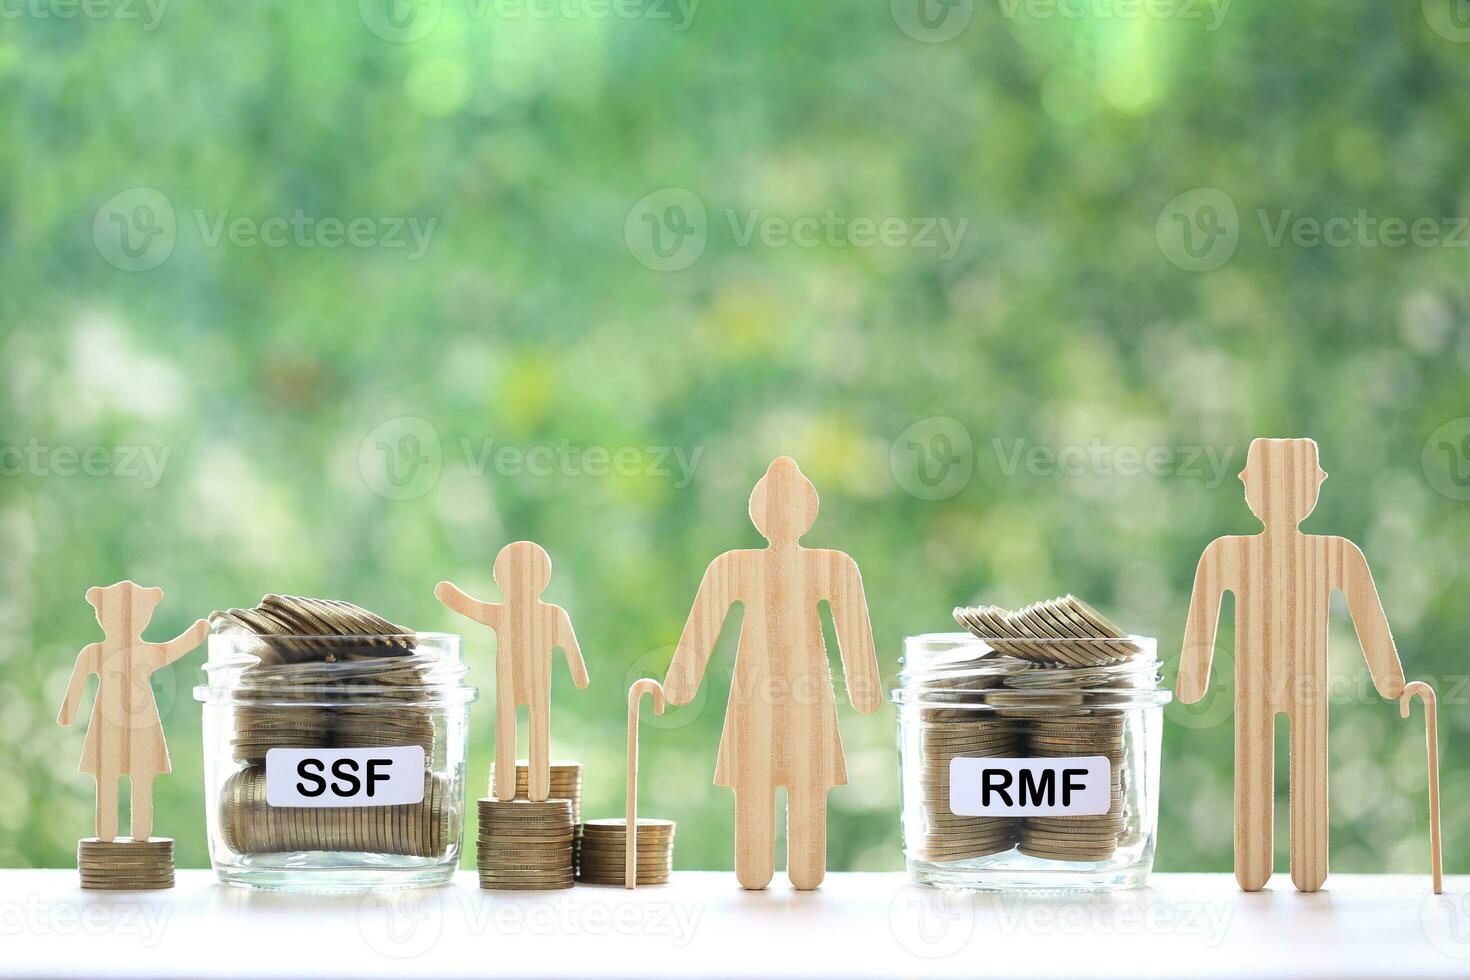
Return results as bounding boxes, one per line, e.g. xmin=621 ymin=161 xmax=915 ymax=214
xmin=56 ymin=582 xmax=209 ymax=842
xmin=663 ymin=456 xmax=881 ymax=891
xmin=1177 ymin=438 xmax=1407 ymax=893
xmin=437 ymin=541 xmax=590 ymax=803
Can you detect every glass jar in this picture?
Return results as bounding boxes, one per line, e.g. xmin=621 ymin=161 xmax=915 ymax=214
xmin=891 ymin=633 xmax=1170 ymax=891
xmin=194 ymin=631 xmax=476 ymax=890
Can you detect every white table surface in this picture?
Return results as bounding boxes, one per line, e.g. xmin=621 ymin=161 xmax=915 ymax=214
xmin=1 ymin=870 xmax=1465 ymax=978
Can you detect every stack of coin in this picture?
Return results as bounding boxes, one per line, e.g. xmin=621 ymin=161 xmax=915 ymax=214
xmin=490 ymin=761 xmax=584 ymax=823
xmin=952 ymin=595 xmax=1140 ymax=666
xmin=575 ymin=819 xmax=675 ymax=885
xmin=77 ymin=837 xmax=174 ymax=890
xmin=915 ymin=717 xmax=1021 ymax=861
xmin=1017 ymin=713 xmax=1127 ymax=862
xmin=218 ymin=767 xmax=452 ymax=857
xmin=210 ymin=596 xmax=435 ymax=766
xmin=476 ymin=799 xmax=574 ymax=890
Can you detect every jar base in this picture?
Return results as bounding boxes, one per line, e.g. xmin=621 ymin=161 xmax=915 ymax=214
xmin=214 ymin=852 xmax=459 ymax=892
xmin=906 ymin=847 xmax=1153 ymax=893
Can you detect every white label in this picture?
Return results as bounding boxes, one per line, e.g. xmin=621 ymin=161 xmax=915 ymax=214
xmin=265 ymin=746 xmax=426 ymax=807
xmin=948 ymin=756 xmax=1112 ymax=816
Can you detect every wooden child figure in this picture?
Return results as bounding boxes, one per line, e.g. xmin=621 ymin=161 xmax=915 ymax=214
xmin=437 ymin=541 xmax=589 ymax=803
xmin=56 ymin=582 xmax=209 ymax=842
xmin=663 ymin=456 xmax=881 ymax=891
xmin=1177 ymin=438 xmax=1408 ymax=892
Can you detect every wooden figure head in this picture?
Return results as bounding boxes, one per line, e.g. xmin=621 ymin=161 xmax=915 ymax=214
xmin=85 ymin=581 xmax=165 ymax=636
xmin=748 ymin=456 xmax=819 ymax=545
xmin=493 ymin=540 xmax=553 ymax=599
xmin=1240 ymin=437 xmax=1327 ymax=529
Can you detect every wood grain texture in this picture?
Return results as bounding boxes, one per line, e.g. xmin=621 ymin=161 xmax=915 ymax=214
xmin=1177 ymin=438 xmax=1406 ymax=893
xmin=663 ymin=457 xmax=881 ymax=891
xmin=437 ymin=541 xmax=589 ymax=803
xmin=56 ymin=582 xmax=208 ymax=842
xmin=1400 ymin=682 xmax=1442 ymax=894
xmin=627 ymin=679 xmax=665 ymax=890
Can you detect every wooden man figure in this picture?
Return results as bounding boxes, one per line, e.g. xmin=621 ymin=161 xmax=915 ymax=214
xmin=56 ymin=582 xmax=209 ymax=842
xmin=663 ymin=456 xmax=881 ymax=891
xmin=1178 ymin=438 xmax=1407 ymax=892
xmin=437 ymin=541 xmax=589 ymax=803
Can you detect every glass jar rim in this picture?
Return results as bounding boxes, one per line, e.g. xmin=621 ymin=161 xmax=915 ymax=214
xmin=890 ymin=632 xmax=1171 ymax=708
xmin=193 ymin=631 xmax=476 ymax=705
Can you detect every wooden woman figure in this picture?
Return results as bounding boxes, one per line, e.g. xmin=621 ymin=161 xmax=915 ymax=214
xmin=663 ymin=456 xmax=881 ymax=891
xmin=1177 ymin=438 xmax=1407 ymax=893
xmin=56 ymin=582 xmax=209 ymax=842
xmin=437 ymin=541 xmax=590 ymax=803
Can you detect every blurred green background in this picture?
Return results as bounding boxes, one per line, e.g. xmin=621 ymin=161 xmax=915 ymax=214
xmin=2 ymin=0 xmax=1468 ymax=879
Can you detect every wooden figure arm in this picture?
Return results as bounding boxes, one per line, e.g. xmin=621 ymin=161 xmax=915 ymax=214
xmin=556 ymin=606 xmax=590 ymax=689
xmin=435 ymin=581 xmax=500 ymax=627
xmin=828 ymin=553 xmax=881 ymax=713
xmin=1178 ymin=538 xmax=1232 ymax=704
xmin=1339 ymin=540 xmax=1406 ymax=700
xmin=664 ymin=553 xmax=737 ymax=706
xmin=154 ymin=619 xmax=210 ymax=667
xmin=57 ymin=643 xmax=101 ymax=726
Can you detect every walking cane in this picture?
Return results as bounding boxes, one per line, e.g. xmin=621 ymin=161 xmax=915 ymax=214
xmin=1400 ymin=681 xmax=1443 ymax=895
xmin=627 ymin=679 xmax=665 ymax=890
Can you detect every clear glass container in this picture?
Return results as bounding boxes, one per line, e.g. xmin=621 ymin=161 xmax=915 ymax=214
xmin=194 ymin=631 xmax=476 ymax=891
xmin=891 ymin=633 xmax=1170 ymax=892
